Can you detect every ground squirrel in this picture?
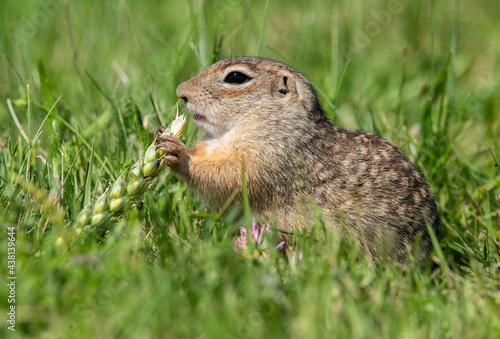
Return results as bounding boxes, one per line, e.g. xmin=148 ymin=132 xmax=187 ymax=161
xmin=155 ymin=57 xmax=440 ymax=264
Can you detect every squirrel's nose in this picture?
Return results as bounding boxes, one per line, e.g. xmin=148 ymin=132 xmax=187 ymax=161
xmin=176 ymin=82 xmax=188 ymax=103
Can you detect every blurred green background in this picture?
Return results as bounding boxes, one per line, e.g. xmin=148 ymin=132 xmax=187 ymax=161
xmin=1 ymin=0 xmax=499 ymax=338
xmin=2 ymin=0 xmax=499 ymax=140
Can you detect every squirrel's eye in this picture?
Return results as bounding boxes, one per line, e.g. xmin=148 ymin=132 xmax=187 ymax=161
xmin=224 ymin=72 xmax=251 ymax=84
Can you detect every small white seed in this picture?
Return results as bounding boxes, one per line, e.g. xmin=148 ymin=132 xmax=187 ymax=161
xmin=111 ymin=177 xmax=125 ymax=199
xmin=126 ymin=180 xmax=144 ymax=195
xmin=142 ymin=160 xmax=157 ymax=176
xmin=170 ymin=113 xmax=186 ymax=137
xmin=109 ymin=197 xmax=126 ymax=212
xmin=94 ymin=192 xmax=108 ymax=214
xmin=129 ymin=160 xmax=142 ymax=181
xmin=144 ymin=144 xmax=157 ymax=163
xmin=91 ymin=212 xmax=110 ymax=226
xmin=55 ymin=237 xmax=65 ymax=247
xmin=75 ymin=209 xmax=90 ymax=226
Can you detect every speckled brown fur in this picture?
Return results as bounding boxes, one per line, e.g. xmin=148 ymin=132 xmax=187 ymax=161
xmin=155 ymin=57 xmax=440 ymax=264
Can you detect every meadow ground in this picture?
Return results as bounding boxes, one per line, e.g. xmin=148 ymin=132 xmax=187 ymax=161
xmin=1 ymin=0 xmax=499 ymax=338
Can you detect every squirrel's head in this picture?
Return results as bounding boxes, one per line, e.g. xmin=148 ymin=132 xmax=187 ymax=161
xmin=176 ymin=57 xmax=322 ymax=138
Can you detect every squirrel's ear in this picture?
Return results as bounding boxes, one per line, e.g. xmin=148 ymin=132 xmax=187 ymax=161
xmin=272 ymin=71 xmax=296 ymax=99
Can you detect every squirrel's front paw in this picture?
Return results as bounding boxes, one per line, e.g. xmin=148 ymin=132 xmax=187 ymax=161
xmin=154 ymin=126 xmax=167 ymax=139
xmin=154 ymin=134 xmax=188 ymax=172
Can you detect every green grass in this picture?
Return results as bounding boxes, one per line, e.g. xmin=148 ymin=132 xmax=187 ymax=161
xmin=1 ymin=0 xmax=500 ymax=338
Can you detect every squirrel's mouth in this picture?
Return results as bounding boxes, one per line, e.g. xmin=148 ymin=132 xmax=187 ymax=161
xmin=185 ymin=101 xmax=209 ymax=124
xmin=192 ymin=113 xmax=207 ymax=123
xmin=184 ymin=103 xmax=227 ymax=138
xmin=191 ymin=112 xmax=217 ymax=135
